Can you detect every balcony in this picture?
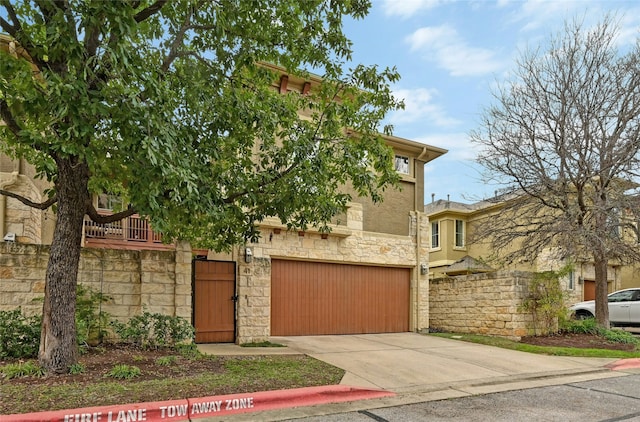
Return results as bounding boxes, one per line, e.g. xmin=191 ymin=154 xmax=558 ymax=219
xmin=83 ymin=213 xmax=174 ymax=251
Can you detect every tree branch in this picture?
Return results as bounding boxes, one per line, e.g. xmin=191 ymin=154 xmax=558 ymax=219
xmin=0 ymin=99 xmax=23 ymax=137
xmin=134 ymin=0 xmax=168 ymax=23
xmin=0 ymin=0 xmax=20 ymax=33
xmin=86 ymin=203 xmax=138 ymax=224
xmin=0 ymin=189 xmax=57 ymax=210
xmin=160 ymin=6 xmax=193 ymax=73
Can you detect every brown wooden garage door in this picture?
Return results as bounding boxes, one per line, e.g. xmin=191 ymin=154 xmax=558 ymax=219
xmin=271 ymin=260 xmax=410 ymax=336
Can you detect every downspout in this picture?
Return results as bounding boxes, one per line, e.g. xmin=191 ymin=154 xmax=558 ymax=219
xmin=415 ymin=211 xmax=422 ymax=332
xmin=0 ymin=172 xmax=20 ymax=238
xmin=414 ymin=149 xmax=428 ymax=333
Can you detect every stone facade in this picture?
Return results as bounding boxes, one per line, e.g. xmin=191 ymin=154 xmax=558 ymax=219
xmin=0 ymin=241 xmax=192 ymax=322
xmin=226 ymin=205 xmax=431 ymax=344
xmin=2 ymin=203 xmax=430 ymax=345
xmin=429 ymin=271 xmax=534 ymax=339
xmin=0 ymin=173 xmax=52 ymax=244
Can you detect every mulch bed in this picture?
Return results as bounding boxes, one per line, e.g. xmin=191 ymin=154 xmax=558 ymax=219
xmin=1 ymin=344 xmax=226 ymax=387
xmin=519 ymin=332 xmax=637 ymax=351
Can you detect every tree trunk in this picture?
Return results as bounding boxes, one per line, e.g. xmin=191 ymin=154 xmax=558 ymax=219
xmin=593 ymin=252 xmax=610 ymax=329
xmin=38 ymin=157 xmax=90 ymax=373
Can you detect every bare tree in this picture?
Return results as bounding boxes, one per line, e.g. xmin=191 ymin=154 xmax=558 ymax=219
xmin=471 ymin=16 xmax=640 ymax=328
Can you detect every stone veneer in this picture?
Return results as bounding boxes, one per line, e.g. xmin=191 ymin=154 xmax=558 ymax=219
xmin=232 ymin=204 xmax=431 ymax=344
xmin=429 ymin=271 xmax=535 ymax=339
xmin=1 ymin=174 xmax=45 ymax=243
xmin=0 ymin=241 xmax=192 ymax=322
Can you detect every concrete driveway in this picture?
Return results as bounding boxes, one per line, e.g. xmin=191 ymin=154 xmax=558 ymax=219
xmin=269 ymin=333 xmax=620 ymax=394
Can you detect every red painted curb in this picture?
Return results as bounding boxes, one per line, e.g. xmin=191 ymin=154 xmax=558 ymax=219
xmin=605 ymin=358 xmax=640 ymax=371
xmin=2 ymin=385 xmax=395 ymax=422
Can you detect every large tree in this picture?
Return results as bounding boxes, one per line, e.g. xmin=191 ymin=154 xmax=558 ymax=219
xmin=0 ymin=1 xmax=402 ymax=373
xmin=471 ymin=17 xmax=640 ymax=328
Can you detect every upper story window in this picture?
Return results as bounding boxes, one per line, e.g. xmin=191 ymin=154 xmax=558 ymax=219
xmin=97 ymin=193 xmax=123 ymax=211
xmin=431 ymin=221 xmax=440 ymax=249
xmin=455 ymin=219 xmax=465 ymax=248
xmin=394 ymin=155 xmax=410 ymax=175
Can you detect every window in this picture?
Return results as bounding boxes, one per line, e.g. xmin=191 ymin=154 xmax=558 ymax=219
xmin=568 ymin=271 xmax=575 ymax=290
xmin=455 ymin=219 xmax=465 ymax=247
xmin=608 ymin=290 xmax=638 ymax=303
xmin=394 ymin=155 xmax=410 ymax=175
xmin=97 ymin=193 xmax=123 ymax=211
xmin=431 ymin=221 xmax=439 ymax=248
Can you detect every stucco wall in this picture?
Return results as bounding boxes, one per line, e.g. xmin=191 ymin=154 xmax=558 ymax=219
xmin=429 ymin=271 xmax=534 ymax=339
xmin=0 ymin=241 xmax=192 ymax=322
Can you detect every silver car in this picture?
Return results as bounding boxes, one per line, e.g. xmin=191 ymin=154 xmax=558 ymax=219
xmin=569 ymin=288 xmax=640 ymax=326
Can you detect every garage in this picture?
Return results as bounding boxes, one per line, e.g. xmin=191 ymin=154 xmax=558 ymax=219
xmin=271 ymin=259 xmax=410 ymax=336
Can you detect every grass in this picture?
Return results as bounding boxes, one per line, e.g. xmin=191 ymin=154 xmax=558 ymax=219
xmin=431 ymin=332 xmax=640 ymax=358
xmin=0 ymin=352 xmax=344 ymax=415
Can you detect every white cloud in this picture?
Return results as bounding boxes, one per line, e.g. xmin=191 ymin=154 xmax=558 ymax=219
xmin=414 ymin=132 xmax=478 ymax=161
xmin=381 ymin=0 xmax=451 ymax=19
xmin=406 ymin=25 xmax=507 ymax=77
xmin=508 ymin=0 xmax=640 ymax=40
xmin=388 ymin=87 xmax=461 ymax=128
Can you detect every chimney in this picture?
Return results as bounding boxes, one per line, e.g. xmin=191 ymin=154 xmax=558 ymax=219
xmin=431 ymin=193 xmax=435 ymax=203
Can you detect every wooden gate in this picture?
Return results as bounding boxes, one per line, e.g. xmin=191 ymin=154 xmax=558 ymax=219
xmin=193 ymin=260 xmax=236 ymax=343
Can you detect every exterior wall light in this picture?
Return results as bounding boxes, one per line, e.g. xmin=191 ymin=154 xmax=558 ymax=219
xmin=244 ymin=247 xmax=253 ymax=263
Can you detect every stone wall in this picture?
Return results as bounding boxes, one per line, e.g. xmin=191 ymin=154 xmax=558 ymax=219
xmin=429 ymin=271 xmax=534 ymax=339
xmin=0 ymin=241 xmax=192 ymax=322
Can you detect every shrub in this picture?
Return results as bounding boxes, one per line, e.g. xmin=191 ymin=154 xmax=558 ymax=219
xmin=176 ymin=343 xmax=202 ymax=360
xmin=1 ymin=361 xmax=45 ymax=379
xmin=69 ymin=363 xmax=86 ymax=375
xmin=156 ymin=356 xmax=177 ymax=366
xmin=520 ymin=265 xmax=572 ymax=336
xmin=561 ymin=317 xmax=599 ymax=335
xmin=0 ymin=309 xmax=41 ymax=359
xmin=600 ymin=329 xmax=639 ymax=345
xmin=561 ymin=317 xmax=639 ymax=346
xmin=0 ymin=285 xmax=113 ymax=359
xmin=105 ymin=364 xmax=141 ymax=380
xmin=111 ymin=312 xmax=194 ymax=349
xmin=75 ymin=284 xmax=112 ymax=347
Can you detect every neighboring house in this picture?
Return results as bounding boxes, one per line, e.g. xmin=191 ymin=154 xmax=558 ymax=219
xmin=621 ymin=265 xmax=640 ymax=290
xmin=0 ymin=50 xmax=448 ymax=343
xmin=424 ymin=197 xmax=622 ymax=304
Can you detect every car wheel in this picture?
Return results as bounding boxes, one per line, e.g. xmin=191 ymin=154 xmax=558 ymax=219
xmin=574 ymin=310 xmax=594 ymax=320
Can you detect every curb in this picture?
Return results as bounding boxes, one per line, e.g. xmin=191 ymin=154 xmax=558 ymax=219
xmin=2 ymin=385 xmax=395 ymax=422
xmin=605 ymin=358 xmax=640 ymax=371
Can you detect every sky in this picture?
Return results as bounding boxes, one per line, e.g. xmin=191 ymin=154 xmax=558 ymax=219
xmin=342 ymin=0 xmax=640 ymax=204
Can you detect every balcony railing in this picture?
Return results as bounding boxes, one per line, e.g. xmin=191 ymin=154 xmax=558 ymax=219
xmin=83 ymin=213 xmax=174 ymax=250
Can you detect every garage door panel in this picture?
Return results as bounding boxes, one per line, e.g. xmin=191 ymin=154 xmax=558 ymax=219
xmin=271 ymin=260 xmax=409 ymax=336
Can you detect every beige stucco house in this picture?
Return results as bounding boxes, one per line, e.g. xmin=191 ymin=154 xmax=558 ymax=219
xmin=0 ymin=45 xmax=448 ymax=343
xmin=424 ymin=197 xmax=623 ymax=304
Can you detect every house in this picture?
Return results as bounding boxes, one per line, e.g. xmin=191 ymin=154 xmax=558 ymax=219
xmin=424 ymin=196 xmax=622 ymax=303
xmin=0 ymin=136 xmax=446 ymax=344
xmin=0 ymin=43 xmax=448 ymax=343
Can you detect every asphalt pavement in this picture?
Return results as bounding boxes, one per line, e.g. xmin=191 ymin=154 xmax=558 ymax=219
xmin=286 ymin=373 xmax=640 ymax=421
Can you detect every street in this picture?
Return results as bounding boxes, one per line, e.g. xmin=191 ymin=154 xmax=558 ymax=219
xmin=288 ymin=374 xmax=640 ymax=422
